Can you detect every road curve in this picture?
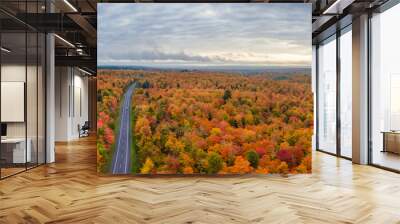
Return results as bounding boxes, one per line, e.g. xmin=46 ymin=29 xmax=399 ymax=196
xmin=111 ymin=83 xmax=136 ymax=174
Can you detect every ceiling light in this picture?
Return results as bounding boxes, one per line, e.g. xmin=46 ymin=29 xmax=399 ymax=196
xmin=78 ymin=67 xmax=93 ymax=76
xmin=76 ymin=48 xmax=85 ymax=55
xmin=323 ymin=0 xmax=356 ymax=15
xmin=54 ymin=34 xmax=75 ymax=48
xmin=63 ymin=0 xmax=78 ymax=12
xmin=1 ymin=47 xmax=11 ymax=53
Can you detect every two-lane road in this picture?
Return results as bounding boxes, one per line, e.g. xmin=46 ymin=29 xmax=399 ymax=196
xmin=111 ymin=83 xmax=136 ymax=174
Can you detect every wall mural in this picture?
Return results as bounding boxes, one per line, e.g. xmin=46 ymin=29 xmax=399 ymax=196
xmin=97 ymin=3 xmax=313 ymax=175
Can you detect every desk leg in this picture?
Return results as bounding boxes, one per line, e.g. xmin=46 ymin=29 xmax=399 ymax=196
xmin=382 ymin=133 xmax=386 ymax=153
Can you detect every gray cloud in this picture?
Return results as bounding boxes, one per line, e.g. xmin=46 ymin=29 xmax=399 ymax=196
xmin=98 ymin=3 xmax=311 ymax=67
xmin=106 ymin=50 xmax=230 ymax=63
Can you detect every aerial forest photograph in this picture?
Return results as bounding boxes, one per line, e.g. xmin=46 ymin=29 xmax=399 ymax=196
xmin=97 ymin=3 xmax=313 ymax=175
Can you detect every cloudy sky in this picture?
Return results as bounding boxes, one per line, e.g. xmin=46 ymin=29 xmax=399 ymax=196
xmin=98 ymin=4 xmax=311 ymax=68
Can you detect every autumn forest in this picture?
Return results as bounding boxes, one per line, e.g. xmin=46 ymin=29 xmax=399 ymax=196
xmin=97 ymin=69 xmax=313 ymax=175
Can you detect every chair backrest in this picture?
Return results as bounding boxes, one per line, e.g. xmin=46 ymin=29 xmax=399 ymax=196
xmin=82 ymin=121 xmax=90 ymax=129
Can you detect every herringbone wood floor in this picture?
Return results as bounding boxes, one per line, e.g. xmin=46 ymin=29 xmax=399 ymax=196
xmin=1 ymin=136 xmax=400 ymax=224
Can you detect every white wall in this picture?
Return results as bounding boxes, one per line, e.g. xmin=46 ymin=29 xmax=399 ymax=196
xmin=55 ymin=67 xmax=89 ymax=141
xmin=1 ymin=65 xmax=26 ymax=140
xmin=55 ymin=66 xmax=69 ymax=141
xmin=1 ymin=64 xmax=26 ymax=81
xmin=72 ymin=72 xmax=89 ymax=138
xmin=1 ymin=63 xmax=46 ymax=164
xmin=0 ymin=65 xmax=37 ymax=138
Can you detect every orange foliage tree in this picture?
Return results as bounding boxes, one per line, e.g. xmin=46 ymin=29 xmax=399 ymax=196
xmin=97 ymin=69 xmax=313 ymax=174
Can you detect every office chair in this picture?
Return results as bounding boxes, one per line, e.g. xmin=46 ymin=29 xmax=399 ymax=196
xmin=79 ymin=121 xmax=90 ymax=138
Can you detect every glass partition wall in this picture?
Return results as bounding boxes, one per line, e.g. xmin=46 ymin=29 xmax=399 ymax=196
xmin=0 ymin=2 xmax=46 ymax=179
xmin=0 ymin=30 xmax=27 ymax=177
xmin=370 ymin=3 xmax=400 ymax=171
xmin=315 ymin=25 xmax=352 ymax=159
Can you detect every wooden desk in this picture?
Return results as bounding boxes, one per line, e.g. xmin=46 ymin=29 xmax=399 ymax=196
xmin=381 ymin=131 xmax=400 ymax=154
xmin=1 ymin=138 xmax=31 ymax=163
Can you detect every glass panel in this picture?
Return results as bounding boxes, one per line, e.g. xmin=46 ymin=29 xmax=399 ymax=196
xmin=0 ymin=1 xmax=46 ymax=178
xmin=340 ymin=27 xmax=352 ymax=158
xmin=312 ymin=45 xmax=317 ymax=151
xmin=318 ymin=35 xmax=337 ymax=154
xmin=26 ymin=0 xmax=39 ymax=169
xmin=1 ymin=31 xmax=27 ymax=177
xmin=27 ymin=31 xmax=38 ymax=169
xmin=371 ymin=4 xmax=400 ymax=171
xmin=38 ymin=32 xmax=45 ymax=165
